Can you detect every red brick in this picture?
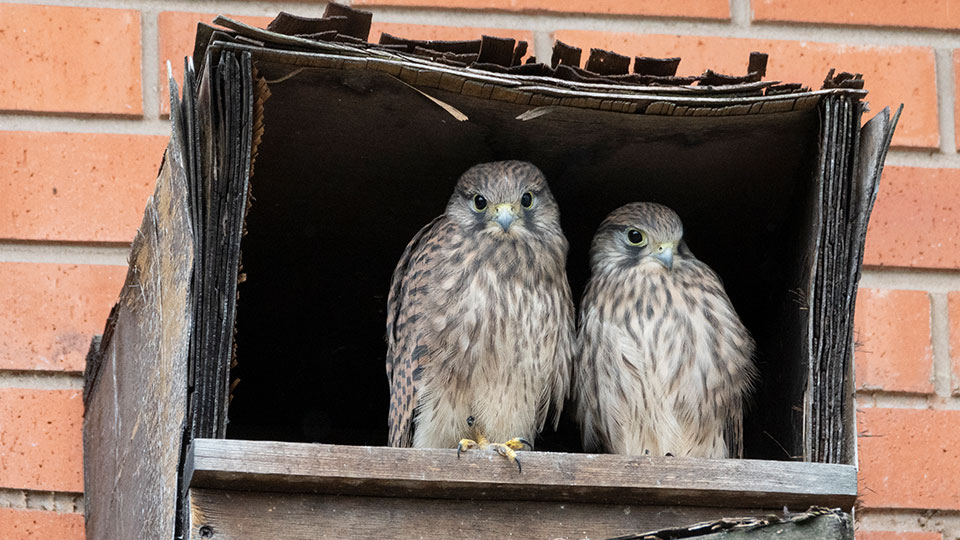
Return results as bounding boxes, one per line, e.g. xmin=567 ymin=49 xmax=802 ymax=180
xmin=754 ymin=0 xmax=960 ymax=31
xmin=552 ymin=31 xmax=937 ymax=149
xmin=0 ymin=263 xmax=126 ymax=372
xmin=854 ymin=289 xmax=933 ymax=394
xmin=858 ymin=532 xmax=943 ymax=540
xmin=858 ymin=408 xmax=960 ymax=510
xmin=0 ymin=389 xmax=83 ymax=492
xmin=352 ymin=0 xmax=729 ymax=19
xmin=864 ymin=166 xmax=960 ymax=269
xmin=0 ymin=131 xmax=167 ymax=243
xmin=954 ymin=51 xmax=960 ymax=151
xmin=0 ymin=508 xmax=84 ymax=540
xmin=157 ymin=12 xmax=273 ymax=116
xmin=0 ymin=4 xmax=142 ymax=116
xmin=949 ymin=292 xmax=960 ymax=395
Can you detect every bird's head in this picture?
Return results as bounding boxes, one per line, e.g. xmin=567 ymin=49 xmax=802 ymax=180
xmin=590 ymin=202 xmax=692 ymax=273
xmin=446 ymin=160 xmax=562 ymax=239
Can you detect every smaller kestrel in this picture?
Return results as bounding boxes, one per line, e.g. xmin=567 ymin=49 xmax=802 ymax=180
xmin=575 ymin=202 xmax=756 ymax=458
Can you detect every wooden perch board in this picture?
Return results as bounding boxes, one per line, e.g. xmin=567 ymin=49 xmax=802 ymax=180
xmin=186 ymin=439 xmax=857 ymax=508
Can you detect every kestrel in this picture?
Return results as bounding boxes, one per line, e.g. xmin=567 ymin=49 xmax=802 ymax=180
xmin=385 ymin=161 xmax=575 ymax=470
xmin=575 ymin=202 xmax=756 ymax=458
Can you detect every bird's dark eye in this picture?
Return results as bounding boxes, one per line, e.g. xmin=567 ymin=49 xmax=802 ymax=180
xmin=521 ymin=191 xmax=534 ymax=208
xmin=626 ymin=228 xmax=647 ymax=246
xmin=473 ymin=194 xmax=487 ymax=212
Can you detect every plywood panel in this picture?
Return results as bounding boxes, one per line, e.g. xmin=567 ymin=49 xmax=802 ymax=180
xmin=82 ymin=80 xmax=195 ymax=540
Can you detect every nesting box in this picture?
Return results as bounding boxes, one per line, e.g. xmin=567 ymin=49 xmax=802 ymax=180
xmin=83 ymin=8 xmax=899 ymax=540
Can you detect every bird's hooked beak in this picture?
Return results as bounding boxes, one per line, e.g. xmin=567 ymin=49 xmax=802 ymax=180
xmin=492 ymin=203 xmax=520 ymax=232
xmin=652 ymin=242 xmax=675 ymax=270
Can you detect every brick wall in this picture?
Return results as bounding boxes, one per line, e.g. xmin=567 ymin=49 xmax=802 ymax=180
xmin=1 ymin=1 xmax=957 ymax=539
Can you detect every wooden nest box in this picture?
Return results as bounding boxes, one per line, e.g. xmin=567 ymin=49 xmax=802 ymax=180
xmin=83 ymin=7 xmax=900 ymax=540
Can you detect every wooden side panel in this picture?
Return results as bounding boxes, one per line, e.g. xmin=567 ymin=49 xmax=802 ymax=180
xmin=82 ymin=330 xmax=119 ymax=539
xmin=807 ymin=100 xmax=899 ymax=464
xmin=843 ymin=105 xmax=902 ymax=464
xmin=187 ymin=488 xmax=765 ymax=540
xmin=82 ymin=92 xmax=194 ymax=539
xmin=190 ymin=48 xmax=253 ymax=440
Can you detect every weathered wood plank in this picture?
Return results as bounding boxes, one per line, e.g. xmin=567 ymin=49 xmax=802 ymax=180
xmin=83 ymin=327 xmax=121 ymax=539
xmin=82 ymin=77 xmax=195 ymax=540
xmin=187 ymin=439 xmax=857 ymax=509
xmin=187 ymin=488 xmax=771 ymax=540
xmin=191 ymin=48 xmax=254 ymax=440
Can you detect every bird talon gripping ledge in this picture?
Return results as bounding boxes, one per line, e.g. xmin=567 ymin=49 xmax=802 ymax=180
xmin=491 ymin=442 xmax=524 ymax=473
xmin=456 ymin=435 xmax=526 ymax=473
xmin=457 ymin=438 xmax=478 ymax=459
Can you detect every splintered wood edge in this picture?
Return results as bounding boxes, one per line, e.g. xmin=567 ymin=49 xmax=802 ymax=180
xmin=211 ymin=42 xmax=866 ymax=109
xmin=187 ymin=439 xmax=857 ymax=509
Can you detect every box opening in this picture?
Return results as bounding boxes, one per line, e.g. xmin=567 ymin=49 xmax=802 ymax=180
xmin=226 ymin=65 xmax=821 ymax=460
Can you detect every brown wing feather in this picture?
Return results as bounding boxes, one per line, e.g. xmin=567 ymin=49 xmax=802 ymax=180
xmin=724 ymin=410 xmax=744 ymax=458
xmin=695 ymin=259 xmax=755 ymax=459
xmin=547 ymin=278 xmax=576 ymax=432
xmin=574 ymin=280 xmax=604 ymax=452
xmin=385 ymin=215 xmax=445 ymax=447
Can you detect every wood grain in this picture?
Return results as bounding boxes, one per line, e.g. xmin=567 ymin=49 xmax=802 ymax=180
xmin=82 ymin=77 xmax=195 ymax=540
xmin=187 ymin=439 xmax=857 ymax=509
xmin=187 ymin=488 xmax=769 ymax=540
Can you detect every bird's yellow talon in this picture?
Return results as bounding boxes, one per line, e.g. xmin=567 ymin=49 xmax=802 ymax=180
xmin=456 ymin=435 xmax=527 ymax=473
xmin=457 ymin=438 xmax=479 ymax=459
xmin=490 ymin=443 xmax=523 ymax=473
xmin=504 ymin=437 xmax=533 ymax=451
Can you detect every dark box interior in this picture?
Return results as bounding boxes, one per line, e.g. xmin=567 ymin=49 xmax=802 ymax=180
xmin=227 ymin=66 xmax=821 ymax=461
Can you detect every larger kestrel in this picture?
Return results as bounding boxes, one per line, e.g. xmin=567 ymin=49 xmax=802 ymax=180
xmin=385 ymin=161 xmax=575 ymax=468
xmin=575 ymin=202 xmax=756 ymax=458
